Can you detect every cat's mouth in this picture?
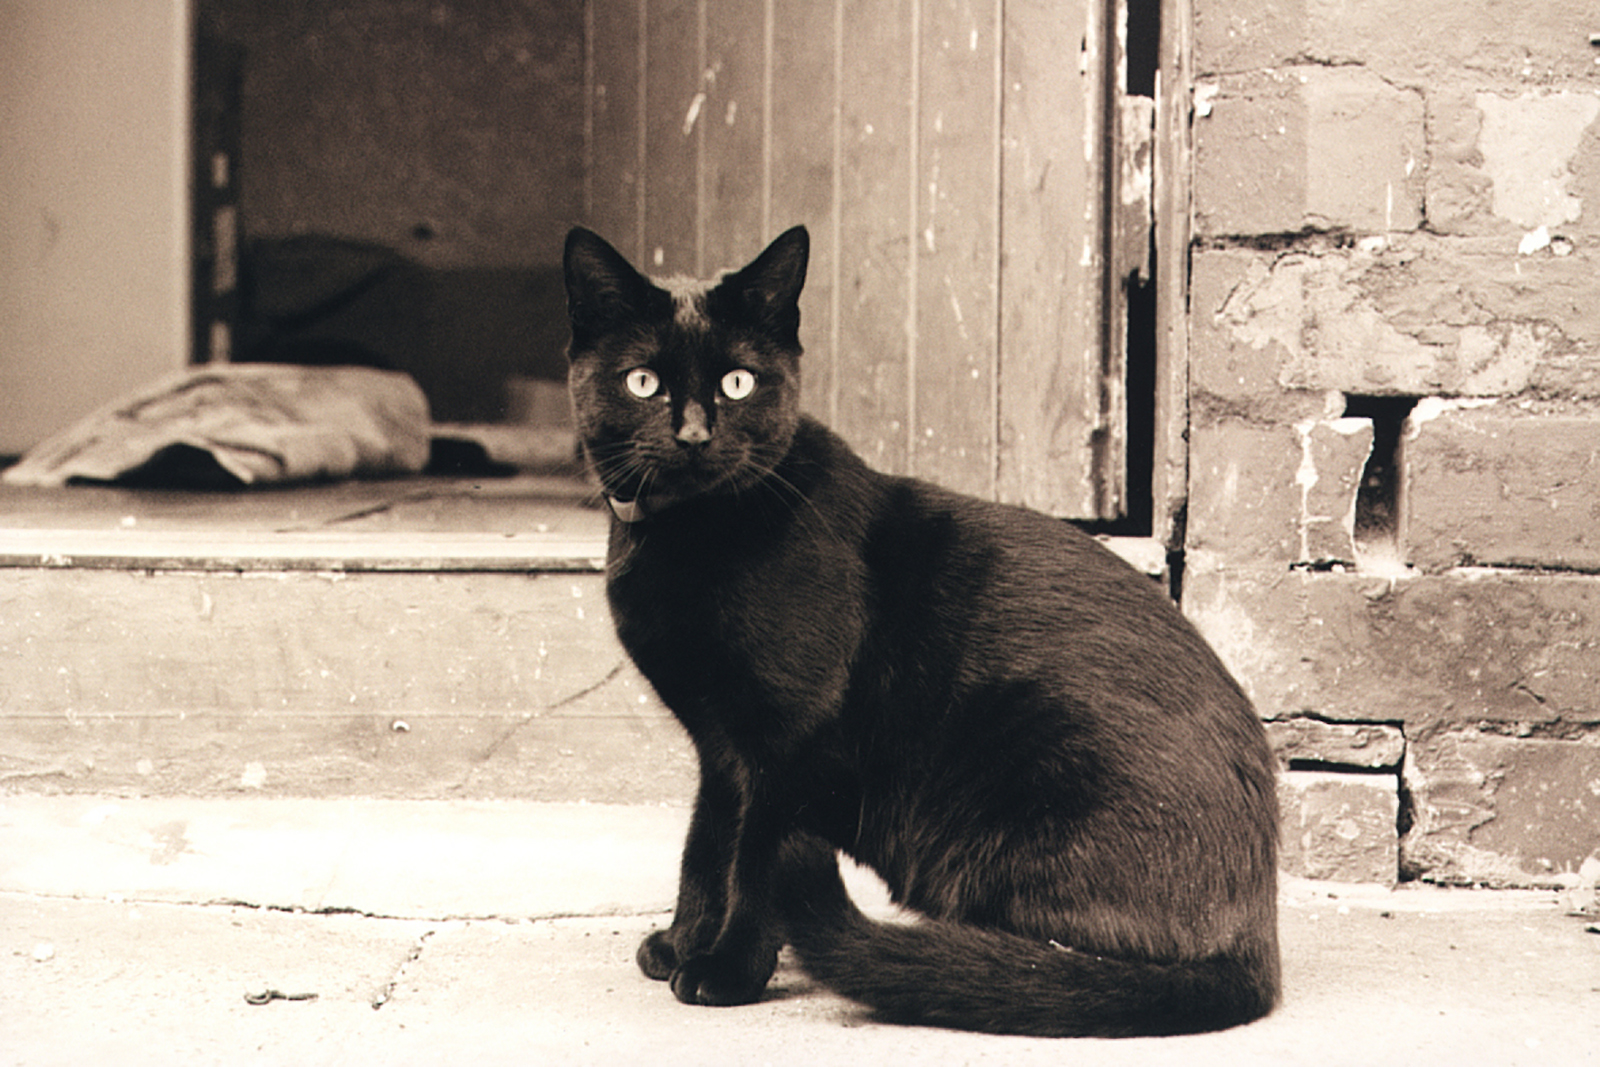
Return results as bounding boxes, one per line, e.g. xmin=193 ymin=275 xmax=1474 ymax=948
xmin=599 ymin=448 xmax=740 ymax=515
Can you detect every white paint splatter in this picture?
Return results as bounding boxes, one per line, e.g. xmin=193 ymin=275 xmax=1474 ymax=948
xmin=682 ymin=92 xmax=706 ymax=136
xmin=1293 ymin=420 xmax=1319 ymax=563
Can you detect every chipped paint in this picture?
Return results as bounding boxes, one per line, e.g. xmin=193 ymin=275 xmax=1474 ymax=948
xmin=1405 ymin=396 xmax=1498 ymax=437
xmin=1518 ymin=225 xmax=1552 ymax=255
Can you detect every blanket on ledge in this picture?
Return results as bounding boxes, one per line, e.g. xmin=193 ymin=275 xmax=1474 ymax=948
xmin=2 ymin=364 xmax=432 ymax=489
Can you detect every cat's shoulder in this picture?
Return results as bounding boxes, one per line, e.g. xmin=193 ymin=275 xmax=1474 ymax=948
xmin=791 ymin=415 xmax=1128 ymax=570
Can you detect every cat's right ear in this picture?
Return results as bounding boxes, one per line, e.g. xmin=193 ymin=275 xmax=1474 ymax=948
xmin=564 ymin=227 xmax=657 ymax=350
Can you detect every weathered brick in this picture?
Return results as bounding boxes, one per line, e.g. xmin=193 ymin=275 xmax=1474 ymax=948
xmin=1190 ymin=247 xmax=1288 ymax=403
xmin=1186 ymin=421 xmax=1303 ymax=564
xmin=1277 ymin=770 xmax=1399 ymax=883
xmin=1194 ymin=66 xmax=1424 ymax=237
xmin=1193 ymin=237 xmax=1600 ymax=401
xmin=1403 ymin=729 xmax=1600 ymax=887
xmin=1196 ymin=0 xmax=1600 ymax=85
xmin=1185 ymin=415 xmax=1372 ymax=567
xmin=1182 ymin=565 xmax=1600 ymax=730
xmin=1406 ymin=401 xmax=1600 ymax=572
xmin=1267 ymin=719 xmax=1406 ymax=770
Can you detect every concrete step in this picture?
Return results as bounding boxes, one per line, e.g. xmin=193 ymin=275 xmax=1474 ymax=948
xmin=0 ymin=794 xmax=905 ymax=920
xmin=0 ymin=486 xmax=698 ymax=804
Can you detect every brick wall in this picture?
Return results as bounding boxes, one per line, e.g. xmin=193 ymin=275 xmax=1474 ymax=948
xmin=1182 ymin=0 xmax=1600 ymax=887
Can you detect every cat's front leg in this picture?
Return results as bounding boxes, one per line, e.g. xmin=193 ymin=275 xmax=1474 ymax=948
xmin=666 ymin=795 xmax=788 ymax=1007
xmin=639 ymin=766 xmax=740 ymax=981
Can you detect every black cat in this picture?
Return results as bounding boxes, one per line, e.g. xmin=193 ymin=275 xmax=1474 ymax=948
xmin=562 ymin=224 xmax=1280 ymax=1037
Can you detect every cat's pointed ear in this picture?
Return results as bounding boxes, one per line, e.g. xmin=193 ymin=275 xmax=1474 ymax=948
xmin=717 ymin=225 xmax=809 ymax=343
xmin=563 ymin=227 xmax=659 ymax=349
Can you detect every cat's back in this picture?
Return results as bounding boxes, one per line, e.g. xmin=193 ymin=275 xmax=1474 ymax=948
xmin=835 ymin=442 xmax=1254 ymax=723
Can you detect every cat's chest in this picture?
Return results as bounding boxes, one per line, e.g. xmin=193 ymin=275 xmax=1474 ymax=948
xmin=607 ymin=538 xmax=784 ymax=661
xmin=606 ymin=528 xmax=864 ymax=721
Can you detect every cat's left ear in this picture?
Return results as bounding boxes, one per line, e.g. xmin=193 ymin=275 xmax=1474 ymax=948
xmin=563 ymin=226 xmax=664 ymax=350
xmin=717 ymin=226 xmax=809 ymax=342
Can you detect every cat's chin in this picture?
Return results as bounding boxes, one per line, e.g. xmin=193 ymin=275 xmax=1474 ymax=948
xmin=600 ymin=473 xmax=724 ymax=522
xmin=604 ymin=465 xmax=775 ymax=522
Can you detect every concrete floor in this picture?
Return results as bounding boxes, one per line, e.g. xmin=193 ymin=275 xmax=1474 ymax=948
xmin=2 ymin=796 xmax=1597 ymax=1066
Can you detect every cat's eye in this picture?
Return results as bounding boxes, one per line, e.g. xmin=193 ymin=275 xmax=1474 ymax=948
xmin=721 ymin=369 xmax=757 ymax=400
xmin=624 ymin=367 xmax=661 ymax=399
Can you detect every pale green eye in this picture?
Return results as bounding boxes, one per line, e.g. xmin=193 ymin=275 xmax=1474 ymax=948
xmin=721 ymin=369 xmax=756 ymax=400
xmin=624 ymin=367 xmax=661 ymax=399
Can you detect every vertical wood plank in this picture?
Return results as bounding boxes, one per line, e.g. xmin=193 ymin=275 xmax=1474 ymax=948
xmin=585 ymin=0 xmax=645 ymax=260
xmin=700 ymin=0 xmax=767 ymax=274
xmin=996 ymin=0 xmax=1104 ymax=517
xmin=833 ymin=0 xmax=915 ymax=473
xmin=770 ymin=0 xmax=840 ymax=422
xmin=586 ymin=0 xmax=1120 ymax=517
xmin=1094 ymin=0 xmax=1130 ymax=521
xmin=1153 ymin=0 xmax=1193 ymax=546
xmin=642 ymin=0 xmax=700 ymax=276
xmin=912 ymin=0 xmax=1000 ymax=496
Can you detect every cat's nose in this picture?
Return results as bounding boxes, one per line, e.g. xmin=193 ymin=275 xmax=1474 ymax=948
xmin=675 ymin=402 xmax=712 ymax=447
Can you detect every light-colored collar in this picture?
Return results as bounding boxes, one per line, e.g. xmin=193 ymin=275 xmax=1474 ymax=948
xmin=606 ymin=495 xmax=650 ymax=523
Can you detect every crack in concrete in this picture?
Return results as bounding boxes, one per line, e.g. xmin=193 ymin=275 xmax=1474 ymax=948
xmin=458 ymin=659 xmax=632 ymax=786
xmin=370 ymin=928 xmax=435 ymax=1010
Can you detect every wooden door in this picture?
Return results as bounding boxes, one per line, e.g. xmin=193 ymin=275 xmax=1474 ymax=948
xmin=583 ymin=0 xmax=1154 ymax=524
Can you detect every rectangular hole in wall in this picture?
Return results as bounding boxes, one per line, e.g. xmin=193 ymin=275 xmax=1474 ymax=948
xmin=1122 ymin=0 xmax=1159 ymax=538
xmin=1343 ymin=394 xmax=1419 ymax=564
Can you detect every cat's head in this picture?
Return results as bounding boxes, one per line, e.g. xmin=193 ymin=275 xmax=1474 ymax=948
xmin=563 ymin=225 xmax=809 ymax=519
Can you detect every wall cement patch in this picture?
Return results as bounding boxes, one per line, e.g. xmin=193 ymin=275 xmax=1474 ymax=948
xmin=1194 ymin=239 xmax=1600 ymax=401
xmin=1476 ymin=91 xmax=1600 ymax=230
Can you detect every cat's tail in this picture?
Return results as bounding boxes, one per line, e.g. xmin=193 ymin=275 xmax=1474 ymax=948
xmin=774 ymin=838 xmax=1279 ymax=1038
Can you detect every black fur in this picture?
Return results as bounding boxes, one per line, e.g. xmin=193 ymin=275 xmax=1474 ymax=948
xmin=563 ymin=224 xmax=1280 ymax=1037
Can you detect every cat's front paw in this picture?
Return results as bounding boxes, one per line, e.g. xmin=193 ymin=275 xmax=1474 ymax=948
xmin=637 ymin=929 xmax=679 ymax=981
xmin=669 ymin=949 xmax=777 ymax=1007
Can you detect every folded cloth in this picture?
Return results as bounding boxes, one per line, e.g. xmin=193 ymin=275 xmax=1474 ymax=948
xmin=2 ymin=364 xmax=431 ymax=488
